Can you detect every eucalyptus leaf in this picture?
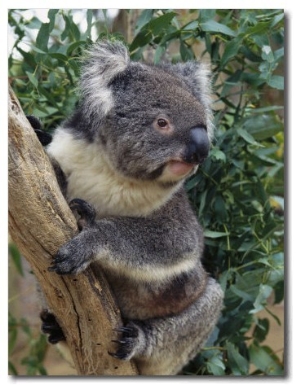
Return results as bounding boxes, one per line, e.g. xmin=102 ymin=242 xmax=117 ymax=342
xmin=36 ymin=23 xmax=50 ymax=52
xmin=9 ymin=243 xmax=24 ymax=276
xmin=237 ymin=128 xmax=263 ymax=147
xmin=200 ymin=20 xmax=236 ymax=37
xmin=148 ymin=12 xmax=177 ymax=36
xmin=249 ymin=344 xmax=284 ymax=375
xmin=25 ymin=71 xmax=38 ymax=88
xmin=204 ymin=230 xmax=229 ymax=238
xmin=220 ymin=38 xmax=242 ymax=67
xmin=136 ymin=9 xmax=154 ymax=32
xmin=226 ymin=342 xmax=249 ymax=375
xmin=268 ymin=75 xmax=284 ymax=90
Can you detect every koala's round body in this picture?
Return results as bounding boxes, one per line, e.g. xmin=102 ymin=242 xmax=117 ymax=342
xmin=44 ymin=41 xmax=224 ymax=375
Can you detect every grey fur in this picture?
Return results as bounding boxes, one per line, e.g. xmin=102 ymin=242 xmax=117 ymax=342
xmin=46 ymin=41 xmax=223 ymax=375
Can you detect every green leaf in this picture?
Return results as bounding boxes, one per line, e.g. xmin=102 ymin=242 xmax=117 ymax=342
xmin=26 ymin=16 xmax=42 ymax=30
xmin=9 ymin=243 xmax=24 ymax=276
xmin=47 ymin=9 xmax=58 ymax=32
xmin=25 ymin=71 xmax=38 ymax=88
xmin=249 ymin=344 xmax=284 ymax=375
xmin=245 ymin=22 xmax=272 ymax=38
xmin=200 ymin=20 xmax=236 ymax=37
xmin=136 ymin=9 xmax=154 ymax=32
xmin=148 ymin=12 xmax=177 ymax=36
xmin=253 ymin=318 xmax=270 ymax=343
xmin=130 ymin=29 xmax=152 ymax=51
xmin=226 ymin=342 xmax=249 ymax=375
xmin=204 ymin=230 xmax=229 ymax=238
xmin=250 ymin=284 xmax=273 ymax=313
xmin=180 ymin=40 xmax=194 ymax=61
xmin=198 ymin=9 xmax=216 ymax=22
xmin=210 ymin=148 xmax=226 ymax=162
xmin=36 ymin=23 xmax=50 ymax=52
xmin=182 ymin=20 xmax=199 ymax=31
xmin=154 ymin=45 xmax=165 ymax=64
xmin=48 ymin=52 xmax=68 ymax=62
xmin=9 ymin=314 xmax=18 ymax=354
xmin=85 ymin=9 xmax=93 ymax=37
xmin=9 ymin=361 xmax=18 ymax=375
xmin=243 ymin=115 xmax=283 ymax=141
xmin=261 ymin=45 xmax=274 ymax=63
xmin=62 ymin=13 xmax=81 ymax=41
xmin=274 ymin=47 xmax=284 ymax=61
xmin=33 ymin=106 xmax=59 ymax=118
xmin=66 ymin=41 xmax=86 ymax=56
xmin=31 ymin=46 xmax=47 ymax=54
xmin=268 ymin=75 xmax=284 ymax=90
xmin=220 ymin=38 xmax=242 ymax=67
xmin=207 ymin=355 xmax=226 ymax=375
xmin=270 ymin=12 xmax=284 ymax=28
xmin=237 ymin=128 xmax=263 ymax=147
xmin=230 ymin=285 xmax=254 ymax=302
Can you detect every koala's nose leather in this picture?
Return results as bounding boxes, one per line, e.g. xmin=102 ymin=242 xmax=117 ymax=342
xmin=184 ymin=127 xmax=210 ymax=164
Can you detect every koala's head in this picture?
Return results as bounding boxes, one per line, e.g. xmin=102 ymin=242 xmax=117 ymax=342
xmin=75 ymin=40 xmax=214 ymax=185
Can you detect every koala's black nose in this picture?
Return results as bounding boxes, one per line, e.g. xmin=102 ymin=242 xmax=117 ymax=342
xmin=184 ymin=127 xmax=210 ymax=164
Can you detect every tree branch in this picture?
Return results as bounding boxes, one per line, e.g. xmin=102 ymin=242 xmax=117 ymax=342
xmin=8 ymin=85 xmax=138 ymax=376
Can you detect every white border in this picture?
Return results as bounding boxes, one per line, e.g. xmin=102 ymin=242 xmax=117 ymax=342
xmin=2 ymin=2 xmax=297 ymax=384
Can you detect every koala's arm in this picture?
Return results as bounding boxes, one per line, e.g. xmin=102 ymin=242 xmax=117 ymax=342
xmin=49 ymin=189 xmax=202 ymax=277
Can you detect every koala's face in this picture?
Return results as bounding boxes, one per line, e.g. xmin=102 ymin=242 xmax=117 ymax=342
xmin=79 ymin=42 xmax=213 ymax=185
xmin=101 ymin=65 xmax=211 ymax=184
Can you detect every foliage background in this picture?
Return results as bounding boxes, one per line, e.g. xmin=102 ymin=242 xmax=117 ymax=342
xmin=8 ymin=9 xmax=284 ymax=376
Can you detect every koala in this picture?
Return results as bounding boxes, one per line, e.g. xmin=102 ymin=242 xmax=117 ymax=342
xmin=38 ymin=40 xmax=224 ymax=375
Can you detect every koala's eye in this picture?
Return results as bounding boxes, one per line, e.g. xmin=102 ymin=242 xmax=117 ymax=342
xmin=157 ymin=118 xmax=168 ymax=128
xmin=154 ymin=116 xmax=173 ymax=134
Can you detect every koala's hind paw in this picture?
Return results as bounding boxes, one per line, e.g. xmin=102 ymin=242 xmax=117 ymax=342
xmin=109 ymin=324 xmax=140 ymax=361
xmin=40 ymin=310 xmax=66 ymax=344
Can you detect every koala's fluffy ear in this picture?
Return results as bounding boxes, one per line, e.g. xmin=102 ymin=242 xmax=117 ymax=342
xmin=169 ymin=62 xmax=214 ymax=142
xmin=80 ymin=40 xmax=130 ymax=117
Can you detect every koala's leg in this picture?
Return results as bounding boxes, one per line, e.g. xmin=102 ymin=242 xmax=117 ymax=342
xmin=111 ymin=277 xmax=224 ymax=375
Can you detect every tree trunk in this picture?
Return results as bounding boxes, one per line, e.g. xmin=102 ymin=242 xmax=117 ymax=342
xmin=8 ymin=85 xmax=138 ymax=376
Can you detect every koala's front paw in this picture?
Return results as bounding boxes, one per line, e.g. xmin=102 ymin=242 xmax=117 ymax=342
xmin=26 ymin=115 xmax=52 ymax=146
xmin=69 ymin=198 xmax=96 ymax=231
xmin=109 ymin=322 xmax=141 ymax=361
xmin=48 ymin=232 xmax=95 ymax=275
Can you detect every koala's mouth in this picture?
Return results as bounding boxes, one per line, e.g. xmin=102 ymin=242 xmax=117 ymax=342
xmin=150 ymin=158 xmax=202 ymax=184
xmin=167 ymin=160 xmax=196 ymax=177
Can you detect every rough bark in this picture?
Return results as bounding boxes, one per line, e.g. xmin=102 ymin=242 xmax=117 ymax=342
xmin=8 ymin=85 xmax=138 ymax=376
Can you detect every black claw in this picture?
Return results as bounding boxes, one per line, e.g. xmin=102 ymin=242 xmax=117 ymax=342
xmin=48 ymin=265 xmax=56 ymax=272
xmin=108 ymin=351 xmax=128 ymax=360
xmin=48 ymin=333 xmax=65 ymax=344
xmin=116 ymin=326 xmax=135 ymax=335
xmin=109 ymin=323 xmax=139 ymax=361
xmin=48 ymin=264 xmax=73 ymax=275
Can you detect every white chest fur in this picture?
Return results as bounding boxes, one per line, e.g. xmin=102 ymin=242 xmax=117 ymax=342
xmin=47 ymin=128 xmax=179 ymax=218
